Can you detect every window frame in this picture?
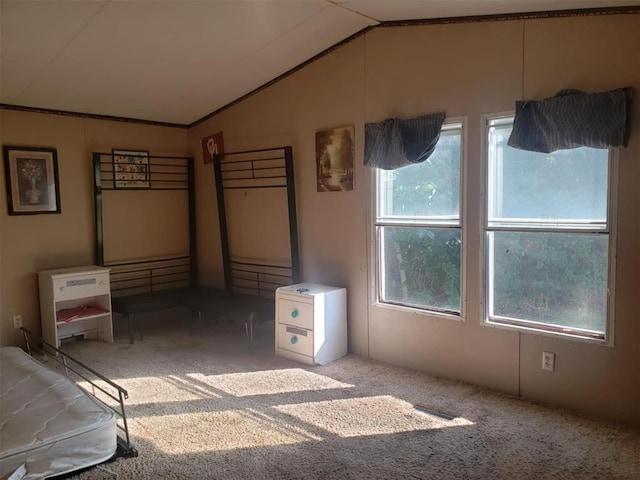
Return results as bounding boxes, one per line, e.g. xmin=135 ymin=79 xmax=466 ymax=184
xmin=372 ymin=119 xmax=467 ymax=319
xmin=481 ymin=112 xmax=617 ymax=344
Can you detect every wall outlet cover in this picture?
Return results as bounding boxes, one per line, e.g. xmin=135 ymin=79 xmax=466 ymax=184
xmin=542 ymin=351 xmax=555 ymax=372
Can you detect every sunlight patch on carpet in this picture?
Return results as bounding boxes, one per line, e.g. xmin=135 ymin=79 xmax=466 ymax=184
xmin=136 ymin=409 xmax=320 ymax=454
xmin=101 ymin=375 xmax=223 ymax=405
xmin=274 ymin=395 xmax=474 ymax=437
xmin=186 ymin=368 xmax=353 ymax=397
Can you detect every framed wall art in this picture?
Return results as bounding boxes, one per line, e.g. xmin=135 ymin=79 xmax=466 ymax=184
xmin=3 ymin=146 xmax=61 ymax=215
xmin=112 ymin=149 xmax=150 ymax=188
xmin=315 ymin=125 xmax=354 ymax=192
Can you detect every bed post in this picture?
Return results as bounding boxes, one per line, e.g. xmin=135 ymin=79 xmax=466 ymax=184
xmin=188 ymin=157 xmax=197 ymax=287
xmin=284 ymin=146 xmax=300 ymax=284
xmin=93 ymin=152 xmax=104 ymax=266
xmin=213 ymin=153 xmax=232 ymax=291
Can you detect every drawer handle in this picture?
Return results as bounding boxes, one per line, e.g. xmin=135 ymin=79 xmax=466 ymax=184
xmin=286 ymin=326 xmax=307 ymax=336
xmin=290 ymin=336 xmax=298 ymax=345
xmin=99 ymin=281 xmax=105 ymax=286
xmin=60 ymin=286 xmax=65 ymax=291
xmin=291 ymin=310 xmax=298 ymax=318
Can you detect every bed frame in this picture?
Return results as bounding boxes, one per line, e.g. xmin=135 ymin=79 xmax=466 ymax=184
xmin=20 ymin=328 xmax=136 ymax=459
xmin=108 ymin=255 xmax=198 ymax=344
xmin=211 ymin=146 xmax=300 ymax=291
xmin=107 ymin=256 xmax=292 ymax=352
xmin=92 ymin=147 xmax=300 ymax=350
xmin=212 ymin=146 xmax=300 ymax=351
xmin=0 ymin=329 xmax=136 ymax=479
xmin=92 ymin=151 xmax=196 ymax=270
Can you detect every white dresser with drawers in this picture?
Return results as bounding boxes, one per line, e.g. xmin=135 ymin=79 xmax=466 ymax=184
xmin=275 ymin=283 xmax=347 ymax=365
xmin=38 ymin=265 xmax=114 ymax=347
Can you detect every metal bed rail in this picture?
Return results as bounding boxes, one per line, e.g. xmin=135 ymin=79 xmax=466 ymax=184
xmin=20 ymin=328 xmax=137 ymax=458
xmin=94 ymin=152 xmax=190 ymax=191
xmin=109 ymin=255 xmax=192 ymax=297
xmin=225 ymin=260 xmax=288 ymax=354
xmin=230 ymin=260 xmax=292 ymax=298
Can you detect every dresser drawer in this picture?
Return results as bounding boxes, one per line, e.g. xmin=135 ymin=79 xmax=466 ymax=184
xmin=277 ymin=299 xmax=313 ymax=330
xmin=53 ymin=272 xmax=110 ymax=301
xmin=277 ymin=324 xmax=313 ymax=357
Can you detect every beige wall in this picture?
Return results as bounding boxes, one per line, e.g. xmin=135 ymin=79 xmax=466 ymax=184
xmin=0 ymin=110 xmax=189 ymax=346
xmin=102 ymin=190 xmax=190 ymax=263
xmin=189 ymin=14 xmax=640 ymax=425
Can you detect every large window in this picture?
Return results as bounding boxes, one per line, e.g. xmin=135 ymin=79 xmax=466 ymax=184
xmin=485 ymin=116 xmax=613 ymax=340
xmin=375 ymin=123 xmax=463 ymax=315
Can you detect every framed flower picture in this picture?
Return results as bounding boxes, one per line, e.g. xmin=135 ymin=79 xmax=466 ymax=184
xmin=112 ymin=149 xmax=150 ymax=188
xmin=3 ymin=146 xmax=61 ymax=215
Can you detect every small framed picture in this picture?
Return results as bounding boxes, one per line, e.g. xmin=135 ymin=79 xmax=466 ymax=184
xmin=112 ymin=149 xmax=150 ymax=188
xmin=316 ymin=125 xmax=355 ymax=192
xmin=3 ymin=146 xmax=61 ymax=215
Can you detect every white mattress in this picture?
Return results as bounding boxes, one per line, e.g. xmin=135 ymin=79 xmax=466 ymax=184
xmin=0 ymin=346 xmax=116 ymax=480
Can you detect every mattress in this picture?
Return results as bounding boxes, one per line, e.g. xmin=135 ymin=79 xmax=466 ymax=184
xmin=0 ymin=346 xmax=116 ymax=480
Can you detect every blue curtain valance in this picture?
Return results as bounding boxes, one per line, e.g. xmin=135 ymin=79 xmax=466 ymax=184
xmin=508 ymin=87 xmax=633 ymax=153
xmin=364 ymin=112 xmax=446 ymax=170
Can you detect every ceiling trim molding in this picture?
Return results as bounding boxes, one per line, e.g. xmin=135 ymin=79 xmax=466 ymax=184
xmin=379 ymin=5 xmax=640 ymax=27
xmin=189 ymin=5 xmax=640 ymax=128
xmin=0 ymin=103 xmax=189 ymax=129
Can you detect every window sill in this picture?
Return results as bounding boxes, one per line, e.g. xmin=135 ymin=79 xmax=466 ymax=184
xmin=483 ymin=318 xmax=611 ymax=346
xmin=373 ymin=300 xmax=464 ymax=322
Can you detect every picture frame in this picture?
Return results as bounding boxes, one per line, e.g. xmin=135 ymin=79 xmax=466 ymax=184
xmin=112 ymin=149 xmax=150 ymax=188
xmin=3 ymin=146 xmax=61 ymax=215
xmin=315 ymin=125 xmax=355 ymax=192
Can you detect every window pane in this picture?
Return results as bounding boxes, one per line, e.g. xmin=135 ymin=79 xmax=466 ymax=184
xmin=378 ymin=129 xmax=461 ymax=221
xmin=380 ymin=226 xmax=461 ymax=313
xmin=488 ymin=124 xmax=608 ymax=224
xmin=488 ymin=231 xmax=608 ymax=333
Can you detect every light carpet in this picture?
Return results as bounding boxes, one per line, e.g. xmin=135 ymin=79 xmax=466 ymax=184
xmin=59 ymin=316 xmax=639 ymax=480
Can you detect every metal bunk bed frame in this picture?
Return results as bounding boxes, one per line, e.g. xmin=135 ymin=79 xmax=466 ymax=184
xmin=212 ymin=145 xmax=300 ymax=293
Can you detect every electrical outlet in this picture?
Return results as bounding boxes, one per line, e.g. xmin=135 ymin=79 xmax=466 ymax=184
xmin=13 ymin=315 xmax=22 ymax=329
xmin=542 ymin=351 xmax=555 ymax=372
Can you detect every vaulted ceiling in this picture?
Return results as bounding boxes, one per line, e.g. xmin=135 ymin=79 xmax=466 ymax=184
xmin=1 ymin=0 xmax=637 ymax=126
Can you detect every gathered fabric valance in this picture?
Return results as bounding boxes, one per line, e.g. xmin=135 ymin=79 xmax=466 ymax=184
xmin=364 ymin=112 xmax=446 ymax=170
xmin=508 ymin=87 xmax=633 ymax=153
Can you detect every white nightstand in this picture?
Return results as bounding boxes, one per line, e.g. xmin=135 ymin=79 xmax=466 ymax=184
xmin=275 ymin=283 xmax=347 ymax=365
xmin=38 ymin=266 xmax=114 ymax=347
